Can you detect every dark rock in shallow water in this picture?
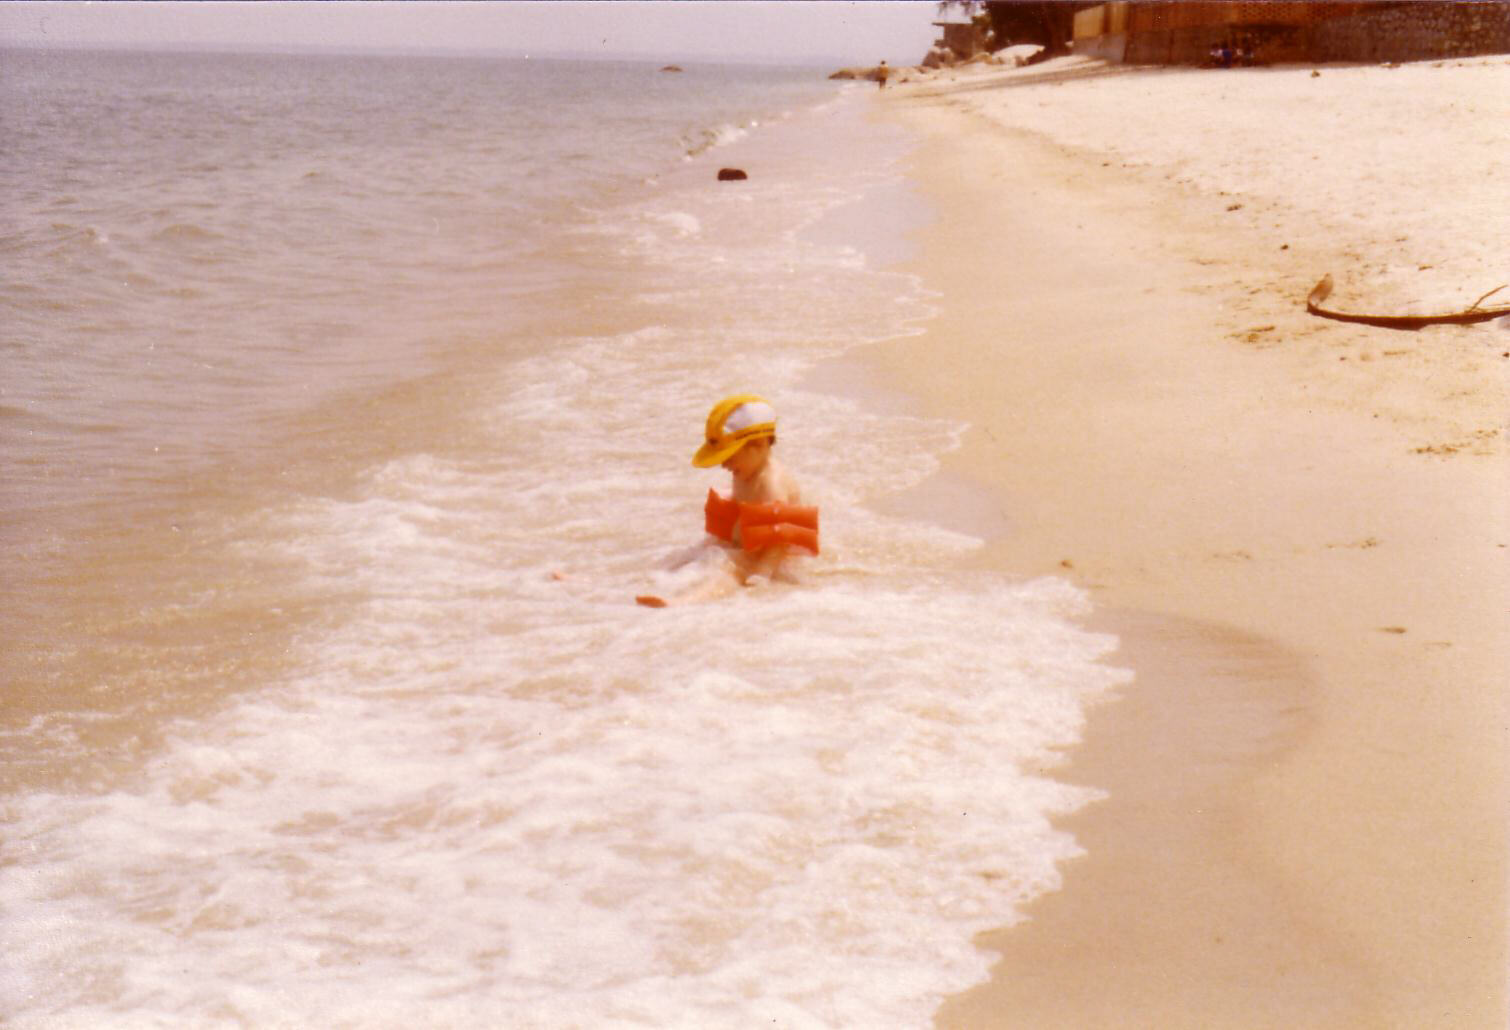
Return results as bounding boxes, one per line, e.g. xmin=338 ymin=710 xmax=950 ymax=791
xmin=660 ymin=65 xmax=683 ymax=73
xmin=717 ymin=168 xmax=748 ymax=182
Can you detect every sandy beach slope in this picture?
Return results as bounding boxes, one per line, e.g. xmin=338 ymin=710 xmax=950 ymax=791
xmin=875 ymin=56 xmax=1508 ymax=1027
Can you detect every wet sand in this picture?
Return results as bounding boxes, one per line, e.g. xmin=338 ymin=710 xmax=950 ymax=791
xmin=870 ymin=61 xmax=1507 ymax=1027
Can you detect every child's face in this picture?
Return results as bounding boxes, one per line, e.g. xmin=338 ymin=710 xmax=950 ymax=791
xmin=722 ymin=437 xmax=770 ymax=482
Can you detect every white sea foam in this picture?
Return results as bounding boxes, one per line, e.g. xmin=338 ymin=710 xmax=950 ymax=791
xmin=2 ymin=541 xmax=1120 ymax=1026
xmin=653 ymin=210 xmax=703 ymax=237
xmin=684 ymin=121 xmax=753 ymax=157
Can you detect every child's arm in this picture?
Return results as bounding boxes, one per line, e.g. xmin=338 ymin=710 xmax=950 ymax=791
xmin=637 ymin=568 xmax=738 ymax=607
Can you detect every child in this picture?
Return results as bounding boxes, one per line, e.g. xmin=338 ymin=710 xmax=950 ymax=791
xmin=636 ymin=394 xmax=817 ymax=607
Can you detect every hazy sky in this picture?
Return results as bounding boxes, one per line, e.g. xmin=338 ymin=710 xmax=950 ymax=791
xmin=0 ymin=1 xmax=943 ymax=65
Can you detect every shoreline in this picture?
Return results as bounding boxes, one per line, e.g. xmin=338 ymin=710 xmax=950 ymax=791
xmin=864 ymin=65 xmax=1507 ymax=1027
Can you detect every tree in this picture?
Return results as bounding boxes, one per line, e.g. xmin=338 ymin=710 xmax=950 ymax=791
xmin=982 ymin=1 xmax=1098 ymax=57
xmin=936 ymin=1 xmax=983 ymax=17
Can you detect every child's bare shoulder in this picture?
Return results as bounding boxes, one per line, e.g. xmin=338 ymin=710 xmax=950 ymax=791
xmin=767 ymin=459 xmax=802 ymax=504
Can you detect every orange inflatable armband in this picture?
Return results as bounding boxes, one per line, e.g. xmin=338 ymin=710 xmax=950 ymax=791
xmin=737 ymin=501 xmax=819 ymax=532
xmin=703 ymin=491 xmax=820 ymax=555
xmin=705 ymin=489 xmax=739 ymax=542
xmin=741 ymin=522 xmax=820 ymax=555
xmin=737 ymin=500 xmax=820 ymax=555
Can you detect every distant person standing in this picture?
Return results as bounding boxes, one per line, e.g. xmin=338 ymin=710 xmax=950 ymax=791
xmin=877 ymin=60 xmax=889 ymax=89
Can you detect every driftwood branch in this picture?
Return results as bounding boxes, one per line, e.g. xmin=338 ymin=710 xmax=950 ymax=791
xmin=1305 ymin=274 xmax=1510 ymax=331
xmin=1468 ymin=284 xmax=1507 ymax=311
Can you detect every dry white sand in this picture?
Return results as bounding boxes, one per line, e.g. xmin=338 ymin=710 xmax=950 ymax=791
xmin=873 ymin=56 xmax=1507 ymax=1027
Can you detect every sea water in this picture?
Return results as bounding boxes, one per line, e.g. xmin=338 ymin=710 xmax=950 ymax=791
xmin=0 ymin=49 xmax=1127 ymax=1026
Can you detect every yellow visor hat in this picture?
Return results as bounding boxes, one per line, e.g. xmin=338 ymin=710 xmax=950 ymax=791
xmin=692 ymin=394 xmax=776 ymax=467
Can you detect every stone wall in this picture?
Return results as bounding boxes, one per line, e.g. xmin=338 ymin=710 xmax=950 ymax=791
xmin=1307 ymin=1 xmax=1510 ymax=61
xmin=1118 ymin=1 xmax=1510 ymax=65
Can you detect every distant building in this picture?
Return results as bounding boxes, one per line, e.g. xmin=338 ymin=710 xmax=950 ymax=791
xmin=1072 ymin=1 xmax=1510 ymax=65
